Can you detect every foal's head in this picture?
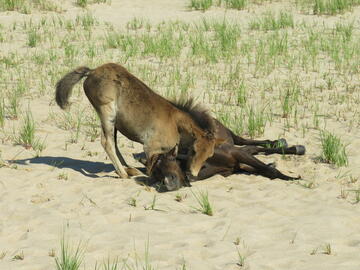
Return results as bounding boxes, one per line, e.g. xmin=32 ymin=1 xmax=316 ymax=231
xmin=149 ymin=146 xmax=189 ymax=191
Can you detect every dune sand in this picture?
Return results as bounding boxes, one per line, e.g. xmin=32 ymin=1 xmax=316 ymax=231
xmin=0 ymin=1 xmax=359 ymax=269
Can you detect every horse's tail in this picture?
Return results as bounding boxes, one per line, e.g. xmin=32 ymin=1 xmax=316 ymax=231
xmin=55 ymin=66 xmax=92 ymax=110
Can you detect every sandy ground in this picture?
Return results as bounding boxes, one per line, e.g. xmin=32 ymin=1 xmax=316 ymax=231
xmin=0 ymin=1 xmax=360 ymax=269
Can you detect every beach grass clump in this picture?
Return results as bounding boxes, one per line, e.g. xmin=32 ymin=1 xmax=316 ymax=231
xmin=224 ymin=0 xmax=247 ymax=9
xmin=189 ymin=0 xmax=213 ymax=11
xmin=0 ymin=0 xmax=28 ymax=12
xmin=191 ymin=189 xmax=214 ymax=216
xmin=94 ymin=258 xmax=120 ymax=270
xmin=27 ymin=29 xmax=40 ymax=47
xmin=249 ymin=11 xmax=294 ymax=31
xmin=0 ymin=0 xmax=61 ymax=12
xmin=247 ymin=106 xmax=267 ymax=138
xmin=76 ymin=0 xmax=88 ymax=7
xmin=320 ymin=130 xmax=348 ymax=167
xmin=15 ymin=110 xmax=46 ymax=153
xmin=15 ymin=110 xmax=36 ymax=149
xmin=55 ymin=236 xmax=85 ymax=270
xmin=313 ymin=0 xmax=360 ymax=15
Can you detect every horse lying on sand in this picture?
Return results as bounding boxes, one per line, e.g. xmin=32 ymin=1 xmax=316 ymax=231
xmin=135 ymin=99 xmax=305 ymax=191
xmin=55 ymin=63 xmax=217 ymax=180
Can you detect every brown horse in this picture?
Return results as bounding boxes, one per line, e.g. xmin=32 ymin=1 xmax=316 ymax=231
xmin=55 ymin=63 xmax=216 ymax=180
xmin=138 ymin=99 xmax=305 ymax=190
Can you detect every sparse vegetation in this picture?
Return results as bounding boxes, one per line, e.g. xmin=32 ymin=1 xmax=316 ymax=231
xmin=189 ymin=0 xmax=213 ymax=11
xmin=0 ymin=0 xmax=61 ymax=13
xmin=298 ymin=0 xmax=360 ymax=15
xmin=55 ymin=236 xmax=84 ymax=270
xmin=12 ymin=251 xmax=24 ymax=260
xmin=320 ymin=131 xmax=348 ymax=167
xmin=15 ymin=110 xmax=36 ymax=149
xmin=191 ymin=189 xmax=213 ymax=216
xmin=0 ymin=2 xmax=359 ymax=269
xmin=236 ymin=247 xmax=246 ymax=267
xmin=249 ymin=11 xmax=294 ymax=31
xmin=322 ymin=243 xmax=332 ymax=255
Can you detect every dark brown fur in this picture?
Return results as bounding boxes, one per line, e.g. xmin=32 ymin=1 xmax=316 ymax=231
xmin=146 ymin=99 xmax=305 ymax=190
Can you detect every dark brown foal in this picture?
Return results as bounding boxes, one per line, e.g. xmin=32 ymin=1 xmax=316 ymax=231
xmin=193 ymin=144 xmax=304 ymax=181
xmin=135 ymin=98 xmax=305 ymax=190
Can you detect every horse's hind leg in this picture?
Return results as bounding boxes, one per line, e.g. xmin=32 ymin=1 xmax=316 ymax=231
xmin=232 ymin=148 xmax=300 ymax=180
xmin=230 ymin=130 xmax=287 ymax=148
xmin=99 ymin=106 xmax=128 ymax=178
xmin=240 ymin=145 xmax=306 ymax=156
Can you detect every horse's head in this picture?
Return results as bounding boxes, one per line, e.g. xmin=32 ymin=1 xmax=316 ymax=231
xmin=187 ymin=133 xmax=225 ymax=178
xmin=148 ymin=145 xmax=189 ymax=191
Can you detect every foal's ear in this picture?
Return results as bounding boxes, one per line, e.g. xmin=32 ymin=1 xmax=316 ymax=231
xmin=146 ymin=154 xmax=160 ymax=176
xmin=169 ymin=144 xmax=178 ymax=157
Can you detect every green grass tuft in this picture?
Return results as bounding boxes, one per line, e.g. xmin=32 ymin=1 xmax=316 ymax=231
xmin=191 ymin=189 xmax=213 ymax=216
xmin=55 ymin=236 xmax=85 ymax=270
xmin=224 ymin=0 xmax=247 ymax=9
xmin=189 ymin=0 xmax=213 ymax=11
xmin=320 ymin=130 xmax=348 ymax=167
xmin=249 ymin=11 xmax=294 ymax=31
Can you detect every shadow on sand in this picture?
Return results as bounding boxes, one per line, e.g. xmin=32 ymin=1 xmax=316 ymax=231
xmin=11 ymin=156 xmax=147 ymax=180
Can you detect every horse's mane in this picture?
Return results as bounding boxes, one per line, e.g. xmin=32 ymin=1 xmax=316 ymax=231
xmin=170 ymin=97 xmax=216 ymax=136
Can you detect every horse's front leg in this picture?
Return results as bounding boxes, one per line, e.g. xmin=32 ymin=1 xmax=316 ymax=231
xmin=113 ymin=128 xmax=142 ymax=176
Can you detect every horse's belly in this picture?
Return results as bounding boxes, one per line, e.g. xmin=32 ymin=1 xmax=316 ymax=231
xmin=115 ymin=113 xmax=146 ymax=144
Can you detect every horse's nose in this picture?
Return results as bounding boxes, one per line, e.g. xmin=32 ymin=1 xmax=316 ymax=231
xmin=164 ymin=175 xmax=180 ymax=191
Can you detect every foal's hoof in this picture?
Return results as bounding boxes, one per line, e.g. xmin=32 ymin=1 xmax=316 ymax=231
xmin=277 ymin=138 xmax=288 ymax=148
xmin=117 ymin=173 xmax=129 ymax=179
xmin=295 ymin=145 xmax=306 ymax=155
xmin=126 ymin=167 xmax=143 ymax=176
xmin=185 ymin=171 xmax=198 ymax=182
xmin=267 ymin=162 xmax=277 ymax=168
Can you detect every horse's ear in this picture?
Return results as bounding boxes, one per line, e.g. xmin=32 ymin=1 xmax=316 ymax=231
xmin=169 ymin=144 xmax=178 ymax=157
xmin=146 ymin=154 xmax=160 ymax=176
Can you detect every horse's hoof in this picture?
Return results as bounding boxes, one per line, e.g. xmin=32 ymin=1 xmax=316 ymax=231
xmin=277 ymin=138 xmax=288 ymax=148
xmin=185 ymin=171 xmax=198 ymax=182
xmin=295 ymin=145 xmax=306 ymax=155
xmin=267 ymin=162 xmax=277 ymax=168
xmin=126 ymin=167 xmax=143 ymax=176
xmin=117 ymin=173 xmax=129 ymax=179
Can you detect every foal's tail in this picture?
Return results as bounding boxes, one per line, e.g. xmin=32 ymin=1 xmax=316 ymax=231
xmin=55 ymin=66 xmax=92 ymax=110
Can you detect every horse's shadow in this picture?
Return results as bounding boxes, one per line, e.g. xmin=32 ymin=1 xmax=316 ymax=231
xmin=11 ymin=156 xmax=147 ymax=180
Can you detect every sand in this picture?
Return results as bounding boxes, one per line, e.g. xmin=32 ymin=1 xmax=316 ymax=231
xmin=0 ymin=0 xmax=359 ymax=269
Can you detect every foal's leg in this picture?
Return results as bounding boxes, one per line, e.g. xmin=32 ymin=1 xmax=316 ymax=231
xmin=197 ymin=166 xmax=233 ymax=180
xmin=240 ymin=145 xmax=306 ymax=156
xmin=228 ymin=129 xmax=287 ymax=148
xmin=231 ymin=148 xmax=300 ymax=180
xmin=114 ymin=129 xmax=142 ymax=176
xmin=98 ymin=106 xmax=128 ymax=178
